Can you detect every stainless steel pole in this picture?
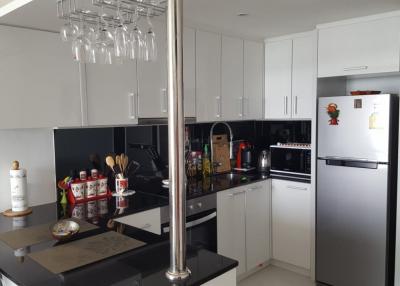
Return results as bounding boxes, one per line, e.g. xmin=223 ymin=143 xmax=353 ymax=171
xmin=165 ymin=0 xmax=190 ymax=281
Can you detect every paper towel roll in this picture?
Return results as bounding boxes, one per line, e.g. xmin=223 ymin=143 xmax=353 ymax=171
xmin=9 ymin=169 xmax=28 ymax=212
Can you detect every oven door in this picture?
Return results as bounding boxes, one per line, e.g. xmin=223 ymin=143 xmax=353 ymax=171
xmin=162 ymin=209 xmax=217 ymax=253
xmin=270 ymin=147 xmax=311 ymax=175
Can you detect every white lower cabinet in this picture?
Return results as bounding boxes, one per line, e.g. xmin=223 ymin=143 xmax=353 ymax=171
xmin=217 ymin=181 xmax=271 ymax=277
xmin=272 ymin=179 xmax=311 ymax=270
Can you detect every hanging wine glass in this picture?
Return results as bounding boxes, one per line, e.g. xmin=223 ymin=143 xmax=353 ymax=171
xmin=85 ymin=25 xmax=97 ymax=64
xmin=144 ymin=8 xmax=157 ymax=62
xmin=71 ymin=15 xmax=91 ymax=62
xmin=129 ymin=7 xmax=144 ymax=61
xmin=96 ymin=8 xmax=115 ymax=64
xmin=60 ymin=19 xmax=78 ymax=42
xmin=114 ymin=0 xmax=129 ymax=60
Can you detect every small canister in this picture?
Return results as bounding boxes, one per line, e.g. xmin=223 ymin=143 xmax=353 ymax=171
xmin=86 ymin=177 xmax=98 ymax=198
xmin=115 ymin=178 xmax=128 ymax=194
xmin=10 ymin=168 xmax=28 ymax=212
xmin=97 ymin=175 xmax=108 ymax=196
xmin=71 ymin=180 xmax=85 ymax=200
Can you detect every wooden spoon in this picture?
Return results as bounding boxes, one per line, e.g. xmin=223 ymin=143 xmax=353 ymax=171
xmin=116 ymin=155 xmax=122 ymax=173
xmin=105 ymin=156 xmax=116 ymax=173
xmin=123 ymin=154 xmax=129 ymax=176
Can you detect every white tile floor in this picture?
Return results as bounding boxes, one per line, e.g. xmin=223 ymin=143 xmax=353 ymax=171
xmin=238 ymin=266 xmax=316 ymax=286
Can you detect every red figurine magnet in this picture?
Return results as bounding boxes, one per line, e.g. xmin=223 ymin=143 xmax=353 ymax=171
xmin=326 ymin=103 xmax=340 ymax=125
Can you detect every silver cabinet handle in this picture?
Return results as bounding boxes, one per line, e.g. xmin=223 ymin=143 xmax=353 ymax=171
xmin=287 ymin=185 xmax=308 ymax=191
xmin=284 ymin=96 xmax=287 ymax=115
xmin=161 ymin=89 xmax=168 ymax=113
xmin=129 ymin=92 xmax=137 ymax=119
xmin=295 ymin=96 xmax=298 ymax=115
xmin=344 ymin=66 xmax=368 ymax=72
xmin=229 ymin=190 xmax=246 ymax=197
xmin=216 ymin=96 xmax=221 ymax=118
xmin=238 ymin=97 xmax=244 ymax=117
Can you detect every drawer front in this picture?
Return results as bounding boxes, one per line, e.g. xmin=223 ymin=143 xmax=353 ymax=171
xmin=115 ymin=208 xmax=161 ymax=235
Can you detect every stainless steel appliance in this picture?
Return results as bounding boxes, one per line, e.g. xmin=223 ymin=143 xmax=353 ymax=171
xmin=257 ymin=150 xmax=270 ymax=173
xmin=316 ymin=94 xmax=398 ymax=286
xmin=161 ymin=194 xmax=217 ymax=252
xmin=270 ymin=143 xmax=311 ymax=181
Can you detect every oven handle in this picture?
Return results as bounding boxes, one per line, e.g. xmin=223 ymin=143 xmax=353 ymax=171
xmin=163 ymin=211 xmax=217 ymax=233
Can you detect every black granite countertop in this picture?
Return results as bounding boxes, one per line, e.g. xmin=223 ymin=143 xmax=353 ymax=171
xmin=0 ymin=203 xmax=237 ymax=286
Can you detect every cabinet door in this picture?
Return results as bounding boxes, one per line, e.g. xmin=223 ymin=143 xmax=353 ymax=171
xmin=265 ymin=39 xmax=292 ymax=119
xmin=196 ymin=30 xmax=221 ymax=122
xmin=0 ymin=25 xmax=82 ymax=129
xmin=221 ymin=36 xmax=244 ymax=121
xmin=217 ymin=187 xmax=247 ymax=276
xmin=246 ymin=181 xmax=271 ymax=270
xmin=292 ymin=34 xmax=316 ymax=119
xmin=272 ymin=179 xmax=311 ymax=269
xmin=318 ymin=16 xmax=400 ymax=77
xmin=137 ymin=19 xmax=168 ymax=118
xmin=86 ymin=62 xmax=138 ymax=126
xmin=244 ymin=40 xmax=263 ymax=120
xmin=183 ymin=27 xmax=196 ymax=118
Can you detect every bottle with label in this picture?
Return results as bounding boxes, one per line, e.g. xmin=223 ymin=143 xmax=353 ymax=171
xmin=202 ymin=144 xmax=211 ymax=178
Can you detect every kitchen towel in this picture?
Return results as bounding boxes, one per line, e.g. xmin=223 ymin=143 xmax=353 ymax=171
xmin=0 ymin=219 xmax=98 ymax=250
xmin=28 ymin=231 xmax=146 ymax=274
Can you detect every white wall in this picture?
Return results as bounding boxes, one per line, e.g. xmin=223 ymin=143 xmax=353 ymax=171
xmin=0 ymin=129 xmax=56 ymax=212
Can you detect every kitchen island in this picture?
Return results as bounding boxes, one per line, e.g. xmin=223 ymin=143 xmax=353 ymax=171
xmin=0 ymin=203 xmax=237 ymax=286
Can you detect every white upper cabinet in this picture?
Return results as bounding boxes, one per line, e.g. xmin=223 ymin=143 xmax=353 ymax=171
xmin=265 ymin=32 xmax=316 ymax=120
xmin=244 ymin=40 xmax=264 ymax=120
xmin=0 ymin=25 xmax=82 ymax=129
xmin=85 ymin=61 xmax=138 ymax=126
xmin=318 ymin=15 xmax=400 ymax=77
xmin=265 ymin=39 xmax=293 ymax=119
xmin=137 ymin=19 xmax=168 ymax=118
xmin=183 ymin=27 xmax=196 ymax=118
xmin=221 ymin=36 xmax=244 ymax=121
xmin=292 ymin=35 xmax=316 ymax=119
xmin=196 ymin=30 xmax=222 ymax=122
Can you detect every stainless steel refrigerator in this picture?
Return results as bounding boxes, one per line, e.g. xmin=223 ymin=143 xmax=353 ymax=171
xmin=316 ymin=94 xmax=398 ymax=286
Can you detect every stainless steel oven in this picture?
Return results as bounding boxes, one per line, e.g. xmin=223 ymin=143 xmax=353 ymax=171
xmin=160 ymin=194 xmax=217 ymax=252
xmin=270 ymin=143 xmax=311 ymax=181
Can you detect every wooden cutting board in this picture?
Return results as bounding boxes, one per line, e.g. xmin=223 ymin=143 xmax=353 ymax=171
xmin=212 ymin=135 xmax=231 ymax=174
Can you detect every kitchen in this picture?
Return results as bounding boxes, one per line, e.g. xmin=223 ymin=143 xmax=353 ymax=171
xmin=0 ymin=0 xmax=400 ymax=285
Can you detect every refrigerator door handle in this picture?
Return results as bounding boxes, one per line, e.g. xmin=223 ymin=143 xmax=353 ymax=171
xmin=319 ymin=157 xmax=380 ymax=169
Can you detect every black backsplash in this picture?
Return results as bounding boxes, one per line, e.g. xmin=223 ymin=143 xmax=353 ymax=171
xmin=54 ymin=120 xmax=311 ymax=181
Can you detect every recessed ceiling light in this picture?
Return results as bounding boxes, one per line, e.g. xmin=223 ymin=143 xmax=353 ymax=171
xmin=0 ymin=0 xmax=33 ymax=18
xmin=237 ymin=13 xmax=249 ymax=17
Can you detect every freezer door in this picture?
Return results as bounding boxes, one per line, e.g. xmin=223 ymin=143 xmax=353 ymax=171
xmin=318 ymin=94 xmax=391 ymax=162
xmin=316 ymin=159 xmax=388 ymax=286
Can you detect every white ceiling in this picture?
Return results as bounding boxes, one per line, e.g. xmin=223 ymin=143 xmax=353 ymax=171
xmin=1 ymin=0 xmax=400 ymax=39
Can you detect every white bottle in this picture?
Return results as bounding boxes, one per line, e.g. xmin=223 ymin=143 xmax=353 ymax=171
xmin=10 ymin=162 xmax=28 ymax=212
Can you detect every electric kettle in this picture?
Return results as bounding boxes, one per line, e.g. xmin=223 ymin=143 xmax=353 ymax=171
xmin=257 ymin=150 xmax=270 ymax=173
